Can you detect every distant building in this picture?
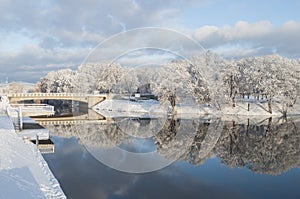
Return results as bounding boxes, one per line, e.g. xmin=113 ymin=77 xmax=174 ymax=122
xmin=136 ymin=83 xmax=157 ymax=100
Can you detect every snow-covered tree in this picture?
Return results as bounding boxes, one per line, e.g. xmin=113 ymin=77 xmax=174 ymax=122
xmin=236 ymin=58 xmax=255 ymax=99
xmin=36 ymin=53 xmax=298 ymax=117
xmin=136 ymin=66 xmax=153 ymax=87
xmin=236 ymin=55 xmax=299 ymax=114
xmin=151 ymin=60 xmax=192 ymax=113
xmin=38 ymin=69 xmax=76 ymax=93
xmin=189 ymin=51 xmax=227 ymax=109
xmin=151 ymin=52 xmax=226 ymax=113
xmin=74 ymin=62 xmax=122 ymax=93
xmin=221 ymin=60 xmax=241 ymax=107
xmin=115 ymin=67 xmax=139 ymax=97
xmin=273 ymin=56 xmax=299 ymax=115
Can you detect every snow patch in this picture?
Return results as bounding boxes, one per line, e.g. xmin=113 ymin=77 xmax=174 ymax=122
xmin=0 ymin=112 xmax=66 ymax=198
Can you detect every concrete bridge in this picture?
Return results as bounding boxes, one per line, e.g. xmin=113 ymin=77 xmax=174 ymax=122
xmin=7 ymin=93 xmax=108 ymax=108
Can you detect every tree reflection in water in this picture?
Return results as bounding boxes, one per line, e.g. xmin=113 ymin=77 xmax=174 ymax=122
xmin=44 ymin=116 xmax=300 ymax=175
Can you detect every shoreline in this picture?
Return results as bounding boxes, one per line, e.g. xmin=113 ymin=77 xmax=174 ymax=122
xmin=0 ymin=112 xmax=66 ymax=198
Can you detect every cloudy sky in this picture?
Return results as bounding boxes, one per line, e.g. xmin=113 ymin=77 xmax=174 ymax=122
xmin=1 ymin=0 xmax=300 ymax=82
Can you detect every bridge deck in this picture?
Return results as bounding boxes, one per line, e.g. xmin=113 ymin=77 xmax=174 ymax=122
xmin=7 ymin=93 xmax=108 ymax=108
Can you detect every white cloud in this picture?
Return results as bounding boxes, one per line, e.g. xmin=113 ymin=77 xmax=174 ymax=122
xmin=0 ymin=0 xmax=299 ymax=82
xmin=194 ymin=21 xmax=300 ymax=58
xmin=1 ymin=0 xmax=199 ymax=82
xmin=0 ymin=44 xmax=87 ymax=82
xmin=195 ymin=21 xmax=272 ymax=43
xmin=193 ymin=25 xmax=218 ymax=41
xmin=222 ymin=21 xmax=272 ymax=40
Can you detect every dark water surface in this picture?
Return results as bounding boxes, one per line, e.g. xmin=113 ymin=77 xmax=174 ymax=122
xmin=43 ymin=116 xmax=300 ymax=199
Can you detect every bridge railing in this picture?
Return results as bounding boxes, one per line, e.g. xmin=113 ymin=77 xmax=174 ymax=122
xmin=10 ymin=103 xmax=52 ymax=106
xmin=9 ymin=104 xmax=55 ymax=113
xmin=6 ymin=106 xmax=19 ymax=118
xmin=10 ymin=104 xmax=55 ymax=113
xmin=8 ymin=93 xmax=108 ymax=97
xmin=8 ymin=93 xmax=88 ymax=98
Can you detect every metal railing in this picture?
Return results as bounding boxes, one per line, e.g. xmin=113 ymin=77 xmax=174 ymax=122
xmin=6 ymin=104 xmax=55 ymax=131
xmin=10 ymin=104 xmax=55 ymax=112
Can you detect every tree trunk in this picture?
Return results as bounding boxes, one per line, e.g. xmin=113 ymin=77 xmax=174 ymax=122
xmin=230 ymin=75 xmax=233 ymax=98
xmin=246 ymin=118 xmax=250 ymax=133
xmin=266 ymin=117 xmax=272 ymax=133
xmin=282 ymin=103 xmax=287 ymax=118
xmin=267 ymin=99 xmax=272 ymax=114
xmin=169 ymin=116 xmax=178 ymax=135
xmin=168 ymin=93 xmax=176 ymax=115
xmin=291 ymin=98 xmax=296 ymax=107
xmin=232 ymin=97 xmax=236 ymax=107
xmin=282 ymin=110 xmax=287 ymax=118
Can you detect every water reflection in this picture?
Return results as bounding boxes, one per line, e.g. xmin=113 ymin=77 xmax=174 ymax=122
xmin=44 ymin=137 xmax=245 ymax=199
xmin=216 ymin=117 xmax=300 ymax=175
xmin=42 ymin=116 xmax=300 ymax=199
xmin=43 ymin=116 xmax=300 ymax=175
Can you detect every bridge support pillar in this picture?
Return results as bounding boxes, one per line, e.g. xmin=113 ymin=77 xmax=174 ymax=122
xmin=88 ymin=109 xmax=106 ymax=120
xmin=87 ymin=96 xmax=106 ymax=108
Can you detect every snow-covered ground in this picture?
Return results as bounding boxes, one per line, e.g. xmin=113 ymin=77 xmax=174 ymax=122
xmin=222 ymin=98 xmax=300 ymax=116
xmin=0 ymin=102 xmax=65 ymax=198
xmin=93 ymin=99 xmax=168 ymax=118
xmin=93 ymin=98 xmax=300 ymax=118
xmin=93 ymin=99 xmax=218 ymax=118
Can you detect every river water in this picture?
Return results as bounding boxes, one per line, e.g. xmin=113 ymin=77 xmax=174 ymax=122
xmin=42 ymin=116 xmax=300 ymax=199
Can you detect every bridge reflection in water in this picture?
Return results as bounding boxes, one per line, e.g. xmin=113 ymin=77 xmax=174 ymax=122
xmin=28 ymin=109 xmax=110 ymax=154
xmin=32 ymin=108 xmax=110 ymax=125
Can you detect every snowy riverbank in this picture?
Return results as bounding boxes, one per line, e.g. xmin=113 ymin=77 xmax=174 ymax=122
xmin=93 ymin=98 xmax=300 ymax=118
xmin=0 ymin=113 xmax=66 ymax=198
